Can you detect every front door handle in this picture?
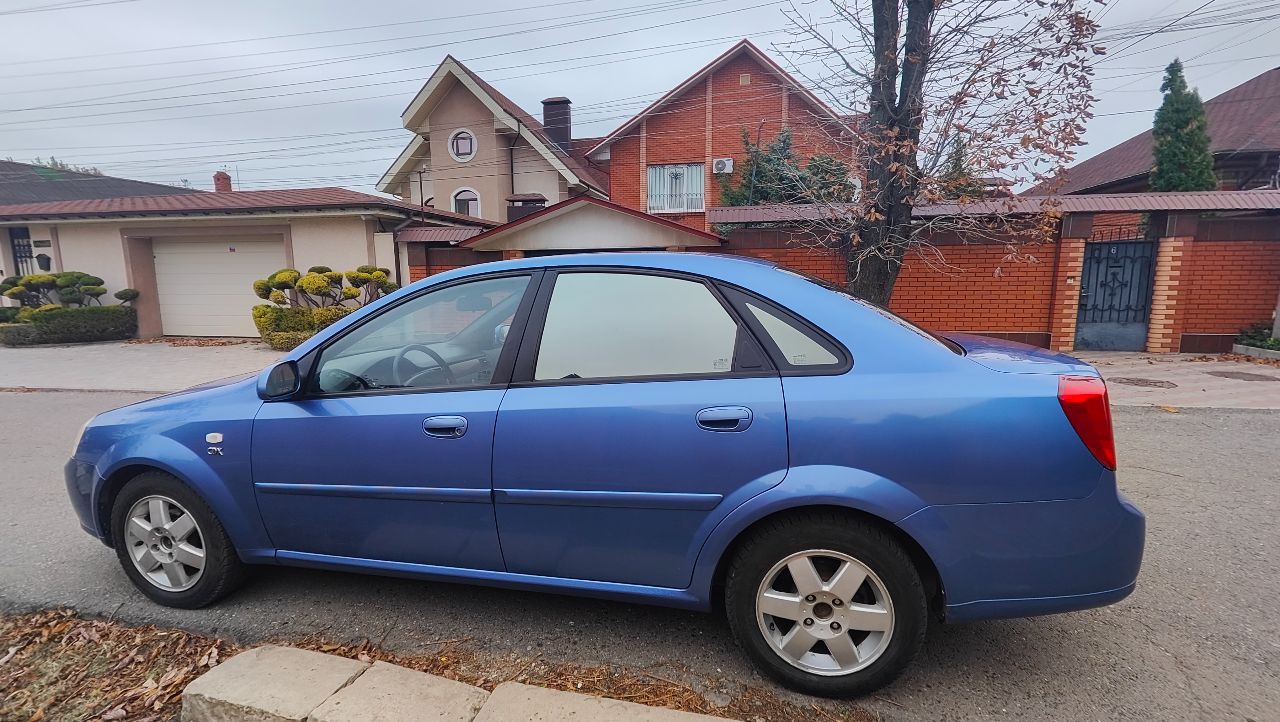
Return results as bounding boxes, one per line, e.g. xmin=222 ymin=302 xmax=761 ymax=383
xmin=696 ymin=406 xmax=752 ymax=432
xmin=423 ymin=415 xmax=468 ymax=438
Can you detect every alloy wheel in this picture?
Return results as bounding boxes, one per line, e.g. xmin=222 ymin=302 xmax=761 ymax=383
xmin=755 ymin=549 xmax=895 ymax=676
xmin=124 ymin=495 xmax=206 ymax=592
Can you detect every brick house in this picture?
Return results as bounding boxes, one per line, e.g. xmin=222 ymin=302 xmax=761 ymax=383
xmin=378 ymin=40 xmax=1277 ymax=354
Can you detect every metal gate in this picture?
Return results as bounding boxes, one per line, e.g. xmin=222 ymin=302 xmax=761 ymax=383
xmin=8 ymin=228 xmax=34 ymax=276
xmin=1075 ymin=239 xmax=1156 ymax=351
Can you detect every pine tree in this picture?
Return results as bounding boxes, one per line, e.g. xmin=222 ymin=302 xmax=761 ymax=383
xmin=1149 ymin=59 xmax=1216 ymax=192
xmin=939 ymin=138 xmax=985 ymax=199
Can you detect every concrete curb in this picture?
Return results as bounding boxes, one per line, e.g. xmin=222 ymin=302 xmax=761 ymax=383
xmin=1232 ymin=343 xmax=1280 ymax=361
xmin=181 ymin=645 xmax=731 ymax=722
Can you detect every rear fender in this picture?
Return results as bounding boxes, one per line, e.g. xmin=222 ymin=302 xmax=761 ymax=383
xmin=688 ymin=464 xmax=929 ymax=604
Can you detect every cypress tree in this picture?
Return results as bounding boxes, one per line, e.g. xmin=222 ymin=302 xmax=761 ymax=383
xmin=1150 ymin=59 xmax=1216 ymax=192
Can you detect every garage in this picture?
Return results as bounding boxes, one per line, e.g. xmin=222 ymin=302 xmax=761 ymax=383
xmin=152 ymin=236 xmax=284 ymax=337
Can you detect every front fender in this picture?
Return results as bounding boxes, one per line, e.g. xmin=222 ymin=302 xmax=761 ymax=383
xmin=687 ymin=465 xmax=929 ymax=603
xmin=93 ymin=433 xmax=274 ymax=562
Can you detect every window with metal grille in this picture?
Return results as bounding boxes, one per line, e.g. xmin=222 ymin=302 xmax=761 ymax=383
xmin=8 ymin=227 xmax=33 ymax=276
xmin=646 ymin=163 xmax=705 ymax=214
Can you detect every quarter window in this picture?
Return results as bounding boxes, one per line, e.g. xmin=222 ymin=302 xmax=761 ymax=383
xmin=646 ymin=163 xmax=705 ymax=213
xmin=743 ymin=300 xmax=839 ymax=367
xmin=534 ymin=272 xmax=740 ymax=381
xmin=448 ymin=129 xmax=476 ymax=162
xmin=312 ymin=275 xmax=529 ymax=394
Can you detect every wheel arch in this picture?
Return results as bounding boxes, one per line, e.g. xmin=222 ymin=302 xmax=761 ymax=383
xmin=706 ymin=504 xmax=944 ymax=618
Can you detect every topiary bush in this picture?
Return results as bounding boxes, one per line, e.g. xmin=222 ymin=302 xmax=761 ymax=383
xmin=311 ymin=305 xmax=352 ymax=330
xmin=0 ymin=271 xmax=132 ymax=308
xmin=0 ymin=307 xmax=18 ymax=323
xmin=263 ymin=331 xmax=313 ymax=352
xmin=0 ymin=306 xmax=137 ymax=346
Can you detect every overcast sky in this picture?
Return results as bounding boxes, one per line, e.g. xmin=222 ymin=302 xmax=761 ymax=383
xmin=2 ymin=0 xmax=1277 ymax=194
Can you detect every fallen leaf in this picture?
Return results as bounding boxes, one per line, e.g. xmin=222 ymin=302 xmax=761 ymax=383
xmin=101 ymin=707 xmax=126 ymax=720
xmin=1157 ymin=405 xmax=1179 ymax=413
xmin=357 ymin=652 xmax=372 ymax=663
xmin=0 ymin=644 xmax=21 ymax=666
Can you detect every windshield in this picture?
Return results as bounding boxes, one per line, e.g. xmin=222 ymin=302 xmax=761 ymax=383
xmin=775 ymin=267 xmax=963 ymax=355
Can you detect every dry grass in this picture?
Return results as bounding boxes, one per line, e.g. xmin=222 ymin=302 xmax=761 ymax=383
xmin=0 ymin=610 xmax=877 ymax=722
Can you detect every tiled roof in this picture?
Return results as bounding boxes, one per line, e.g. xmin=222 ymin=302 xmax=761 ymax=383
xmin=706 ymin=190 xmax=1280 ymax=223
xmin=0 ymin=160 xmax=202 ymax=204
xmin=460 ymin=195 xmax=722 ymax=248
xmin=450 ymin=58 xmax=609 ymax=192
xmin=0 ymin=186 xmax=496 ymax=225
xmin=396 ymin=226 xmax=485 ymax=242
xmin=1032 ymin=67 xmax=1280 ymax=194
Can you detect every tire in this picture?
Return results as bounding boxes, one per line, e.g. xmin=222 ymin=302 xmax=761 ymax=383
xmin=724 ymin=511 xmax=928 ymax=697
xmin=109 ymin=471 xmax=246 ymax=609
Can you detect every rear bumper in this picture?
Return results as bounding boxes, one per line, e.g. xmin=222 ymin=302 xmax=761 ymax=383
xmin=897 ymin=478 xmax=1145 ymax=622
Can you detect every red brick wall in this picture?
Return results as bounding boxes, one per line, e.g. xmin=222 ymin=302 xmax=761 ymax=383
xmin=606 ymin=50 xmax=851 ymax=231
xmin=726 ymin=246 xmax=846 ymax=285
xmin=1181 ymin=240 xmax=1280 ymax=335
xmin=888 ymin=243 xmax=1058 ymax=333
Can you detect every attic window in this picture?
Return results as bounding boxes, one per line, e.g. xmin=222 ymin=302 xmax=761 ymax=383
xmin=739 ymin=73 xmax=751 ymax=86
xmin=449 ymin=129 xmax=476 ymax=162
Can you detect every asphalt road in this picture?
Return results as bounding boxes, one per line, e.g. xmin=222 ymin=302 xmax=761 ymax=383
xmin=2 ymin=390 xmax=1276 ymax=721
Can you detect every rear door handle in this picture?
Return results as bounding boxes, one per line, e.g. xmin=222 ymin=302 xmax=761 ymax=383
xmin=423 ymin=415 xmax=468 ymax=438
xmin=696 ymin=406 xmax=752 ymax=432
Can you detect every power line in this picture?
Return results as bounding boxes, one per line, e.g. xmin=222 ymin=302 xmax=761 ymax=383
xmin=0 ymin=0 xmax=603 ymax=67
xmin=0 ymin=0 xmax=139 ymax=15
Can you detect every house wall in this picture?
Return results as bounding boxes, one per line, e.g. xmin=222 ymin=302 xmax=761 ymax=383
xmin=605 ymin=53 xmax=852 ymax=232
xmin=511 ymin=137 xmax=563 ymax=207
xmin=426 ymin=81 xmax=509 ymax=223
xmin=288 ymin=216 xmax=377 ymax=272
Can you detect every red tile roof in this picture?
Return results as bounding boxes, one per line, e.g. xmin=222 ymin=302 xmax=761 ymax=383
xmin=0 ymin=186 xmax=495 ymax=226
xmin=449 ymin=57 xmax=609 ymax=192
xmin=706 ymin=190 xmax=1280 ymax=223
xmin=1033 ymin=67 xmax=1280 ymax=194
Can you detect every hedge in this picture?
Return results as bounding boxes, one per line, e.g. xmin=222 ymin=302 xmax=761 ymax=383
xmin=251 ymin=303 xmax=353 ymax=350
xmin=0 ymin=306 xmax=137 ymax=346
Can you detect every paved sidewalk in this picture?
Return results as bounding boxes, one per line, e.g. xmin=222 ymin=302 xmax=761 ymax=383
xmin=182 ymin=645 xmax=726 ymax=722
xmin=0 ymin=340 xmax=280 ymax=392
xmin=1077 ymin=352 xmax=1280 ymax=409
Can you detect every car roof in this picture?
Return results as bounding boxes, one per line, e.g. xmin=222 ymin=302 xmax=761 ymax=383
xmin=440 ymin=251 xmax=783 ymax=282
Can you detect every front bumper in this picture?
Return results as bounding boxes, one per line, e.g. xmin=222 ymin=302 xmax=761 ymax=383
xmin=897 ymin=480 xmax=1145 ymax=622
xmin=65 ymin=458 xmax=106 ymax=542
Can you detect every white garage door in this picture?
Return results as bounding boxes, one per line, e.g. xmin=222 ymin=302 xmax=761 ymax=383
xmin=153 ymin=236 xmax=285 ymax=337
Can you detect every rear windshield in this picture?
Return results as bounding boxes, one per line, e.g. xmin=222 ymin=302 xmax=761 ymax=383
xmin=776 ymin=267 xmax=964 ymax=355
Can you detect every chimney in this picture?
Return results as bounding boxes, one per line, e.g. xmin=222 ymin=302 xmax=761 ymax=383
xmin=541 ymin=97 xmax=571 ymax=151
xmin=213 ymin=170 xmax=233 ymax=192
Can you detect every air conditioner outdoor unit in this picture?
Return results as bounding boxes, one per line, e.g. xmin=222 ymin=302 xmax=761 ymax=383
xmin=712 ymin=157 xmax=734 ymax=174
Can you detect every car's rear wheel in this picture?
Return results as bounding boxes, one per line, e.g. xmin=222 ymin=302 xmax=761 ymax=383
xmin=724 ymin=512 xmax=928 ymax=697
xmin=110 ymin=471 xmax=245 ymax=608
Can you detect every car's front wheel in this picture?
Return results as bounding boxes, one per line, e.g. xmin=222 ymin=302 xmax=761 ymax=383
xmin=724 ymin=512 xmax=928 ymax=697
xmin=110 ymin=471 xmax=245 ymax=608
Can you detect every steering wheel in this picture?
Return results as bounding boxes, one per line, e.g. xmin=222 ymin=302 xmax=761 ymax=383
xmin=393 ymin=344 xmax=456 ymax=387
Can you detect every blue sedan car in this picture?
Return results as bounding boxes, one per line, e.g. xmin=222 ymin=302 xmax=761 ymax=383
xmin=66 ymin=252 xmax=1144 ymax=696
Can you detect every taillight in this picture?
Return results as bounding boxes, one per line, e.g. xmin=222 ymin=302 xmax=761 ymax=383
xmin=1057 ymin=375 xmax=1116 ymax=470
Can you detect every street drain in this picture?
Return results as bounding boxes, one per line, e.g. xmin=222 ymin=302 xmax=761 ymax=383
xmin=1204 ymin=371 xmax=1280 ymax=382
xmin=1109 ymin=377 xmax=1178 ymax=388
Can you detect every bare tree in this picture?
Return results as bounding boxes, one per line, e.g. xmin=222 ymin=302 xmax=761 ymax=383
xmin=777 ymin=0 xmax=1103 ymax=303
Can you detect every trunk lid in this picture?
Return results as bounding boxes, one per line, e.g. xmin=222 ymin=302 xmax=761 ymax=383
xmin=944 ymin=333 xmax=1097 ymax=375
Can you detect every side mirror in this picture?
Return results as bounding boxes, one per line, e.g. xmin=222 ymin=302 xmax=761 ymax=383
xmin=494 ymin=323 xmax=510 ymax=348
xmin=258 ymin=361 xmax=300 ymax=400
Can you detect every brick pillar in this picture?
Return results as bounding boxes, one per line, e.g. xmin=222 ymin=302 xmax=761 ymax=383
xmin=1145 ymin=237 xmax=1190 ymax=353
xmin=501 ymin=250 xmax=525 ymax=261
xmin=1049 ymin=236 xmax=1086 ymax=352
